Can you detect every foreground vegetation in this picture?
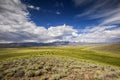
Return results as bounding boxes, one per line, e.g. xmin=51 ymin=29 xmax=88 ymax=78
xmin=0 ymin=57 xmax=120 ymax=80
xmin=0 ymin=43 xmax=120 ymax=80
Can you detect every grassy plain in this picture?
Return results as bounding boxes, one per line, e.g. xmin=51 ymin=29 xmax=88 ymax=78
xmin=0 ymin=43 xmax=120 ymax=80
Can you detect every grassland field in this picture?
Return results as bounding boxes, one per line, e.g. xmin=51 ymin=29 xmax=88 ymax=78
xmin=0 ymin=43 xmax=120 ymax=80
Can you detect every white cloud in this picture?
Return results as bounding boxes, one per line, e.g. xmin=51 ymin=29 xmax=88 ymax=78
xmin=62 ymin=25 xmax=120 ymax=43
xmin=0 ymin=0 xmax=76 ymax=43
xmin=82 ymin=26 xmax=117 ymax=32
xmin=100 ymin=9 xmax=120 ymax=25
xmin=73 ymin=0 xmax=120 ymax=42
xmin=75 ymin=0 xmax=120 ymax=26
xmin=27 ymin=5 xmax=40 ymax=10
xmin=48 ymin=24 xmax=77 ymax=37
xmin=0 ymin=0 xmax=28 ymax=25
xmin=74 ymin=26 xmax=120 ymax=43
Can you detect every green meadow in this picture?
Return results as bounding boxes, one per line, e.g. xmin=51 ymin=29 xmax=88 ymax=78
xmin=0 ymin=43 xmax=120 ymax=80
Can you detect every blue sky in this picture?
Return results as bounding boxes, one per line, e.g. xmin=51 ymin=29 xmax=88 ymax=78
xmin=22 ymin=0 xmax=101 ymax=28
xmin=0 ymin=0 xmax=120 ymax=43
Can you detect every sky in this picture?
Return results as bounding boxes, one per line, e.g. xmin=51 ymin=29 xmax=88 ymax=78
xmin=0 ymin=0 xmax=120 ymax=43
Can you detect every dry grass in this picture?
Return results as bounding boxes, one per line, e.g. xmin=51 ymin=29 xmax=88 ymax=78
xmin=91 ymin=43 xmax=120 ymax=53
xmin=0 ymin=57 xmax=120 ymax=80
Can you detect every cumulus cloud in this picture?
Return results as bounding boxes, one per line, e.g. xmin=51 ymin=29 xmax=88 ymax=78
xmin=0 ymin=0 xmax=28 ymax=25
xmin=0 ymin=0 xmax=77 ymax=43
xmin=48 ymin=24 xmax=77 ymax=37
xmin=0 ymin=0 xmax=120 ymax=43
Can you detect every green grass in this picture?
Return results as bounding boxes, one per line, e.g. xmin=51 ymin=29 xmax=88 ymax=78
xmin=91 ymin=43 xmax=120 ymax=53
xmin=0 ymin=44 xmax=120 ymax=80
xmin=0 ymin=44 xmax=120 ymax=67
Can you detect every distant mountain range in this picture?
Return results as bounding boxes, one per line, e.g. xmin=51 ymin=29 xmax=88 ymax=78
xmin=0 ymin=41 xmax=119 ymax=47
xmin=0 ymin=41 xmax=69 ymax=47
